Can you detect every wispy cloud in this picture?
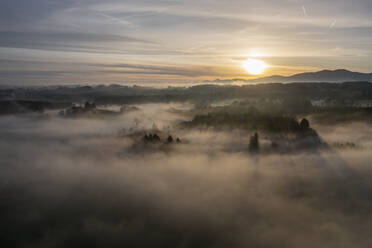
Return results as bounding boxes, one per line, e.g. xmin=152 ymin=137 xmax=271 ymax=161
xmin=329 ymin=19 xmax=337 ymax=29
xmin=0 ymin=0 xmax=372 ymax=84
xmin=0 ymin=31 xmax=154 ymax=52
xmin=302 ymin=6 xmax=308 ymax=16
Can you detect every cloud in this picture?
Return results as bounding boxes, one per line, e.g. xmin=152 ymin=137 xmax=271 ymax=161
xmin=329 ymin=19 xmax=337 ymax=29
xmin=302 ymin=6 xmax=308 ymax=17
xmin=0 ymin=31 xmax=154 ymax=53
xmin=1 ymin=104 xmax=372 ymax=247
xmin=1 ymin=0 xmax=372 ymax=84
xmin=0 ymin=60 xmax=238 ymax=85
xmin=96 ymin=63 xmax=219 ymax=77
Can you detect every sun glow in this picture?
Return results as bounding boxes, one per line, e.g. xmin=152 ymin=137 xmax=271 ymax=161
xmin=242 ymin=58 xmax=268 ymax=75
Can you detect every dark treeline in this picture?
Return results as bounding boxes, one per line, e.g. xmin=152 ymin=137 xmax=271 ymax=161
xmin=0 ymin=100 xmax=67 ymax=115
xmin=2 ymin=82 xmax=372 ymax=119
xmin=1 ymin=82 xmax=372 ymax=105
xmin=183 ymin=110 xmax=312 ymax=134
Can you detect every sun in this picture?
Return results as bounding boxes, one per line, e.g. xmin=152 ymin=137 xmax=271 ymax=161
xmin=242 ymin=58 xmax=268 ymax=75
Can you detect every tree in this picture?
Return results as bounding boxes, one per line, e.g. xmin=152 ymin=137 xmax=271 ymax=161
xmin=153 ymin=134 xmax=160 ymax=141
xmin=249 ymin=132 xmax=259 ymax=153
xmin=300 ymin=118 xmax=310 ymax=130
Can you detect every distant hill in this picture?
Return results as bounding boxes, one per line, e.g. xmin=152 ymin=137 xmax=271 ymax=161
xmin=259 ymin=69 xmax=372 ymax=83
xmin=210 ymin=69 xmax=372 ymax=84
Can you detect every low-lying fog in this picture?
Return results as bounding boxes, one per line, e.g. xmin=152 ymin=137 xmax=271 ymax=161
xmin=2 ymin=103 xmax=372 ymax=248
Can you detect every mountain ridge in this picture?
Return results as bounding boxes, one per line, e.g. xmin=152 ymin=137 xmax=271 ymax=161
xmin=209 ymin=69 xmax=372 ymax=84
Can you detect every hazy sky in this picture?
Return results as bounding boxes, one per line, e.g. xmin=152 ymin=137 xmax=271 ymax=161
xmin=1 ymin=0 xmax=372 ymax=85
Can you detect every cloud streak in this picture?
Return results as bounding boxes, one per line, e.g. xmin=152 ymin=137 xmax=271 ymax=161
xmin=0 ymin=31 xmax=154 ymax=52
xmin=1 ymin=0 xmax=372 ymax=84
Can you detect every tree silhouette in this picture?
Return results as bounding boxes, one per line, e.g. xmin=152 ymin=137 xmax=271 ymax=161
xmin=249 ymin=132 xmax=259 ymax=153
xmin=153 ymin=134 xmax=160 ymax=141
xmin=300 ymin=118 xmax=310 ymax=130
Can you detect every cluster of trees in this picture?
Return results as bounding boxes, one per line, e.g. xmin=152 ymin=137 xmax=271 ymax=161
xmin=3 ymin=82 xmax=372 ymax=108
xmin=59 ymin=102 xmax=97 ymax=116
xmin=247 ymin=119 xmax=311 ymax=154
xmin=184 ymin=110 xmax=311 ymax=134
xmin=3 ymin=83 xmax=372 ymax=119
xmin=332 ymin=142 xmax=357 ymax=149
xmin=144 ymin=133 xmax=161 ymax=143
xmin=59 ymin=102 xmax=124 ymax=117
xmin=0 ymin=100 xmax=51 ymax=115
xmin=143 ymin=133 xmax=181 ymax=144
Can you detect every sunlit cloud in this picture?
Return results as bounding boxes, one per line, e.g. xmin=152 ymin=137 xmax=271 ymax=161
xmin=0 ymin=0 xmax=371 ymax=85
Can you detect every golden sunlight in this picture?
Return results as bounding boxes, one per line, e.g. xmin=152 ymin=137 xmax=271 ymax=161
xmin=242 ymin=58 xmax=268 ymax=75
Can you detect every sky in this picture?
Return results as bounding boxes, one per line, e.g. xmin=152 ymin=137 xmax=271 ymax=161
xmin=0 ymin=0 xmax=372 ymax=85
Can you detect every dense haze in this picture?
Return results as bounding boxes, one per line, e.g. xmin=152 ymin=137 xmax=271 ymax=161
xmin=2 ymin=0 xmax=372 ymax=247
xmin=2 ymin=103 xmax=372 ymax=247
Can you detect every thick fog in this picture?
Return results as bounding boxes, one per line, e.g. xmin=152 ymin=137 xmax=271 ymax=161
xmin=2 ymin=104 xmax=372 ymax=248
